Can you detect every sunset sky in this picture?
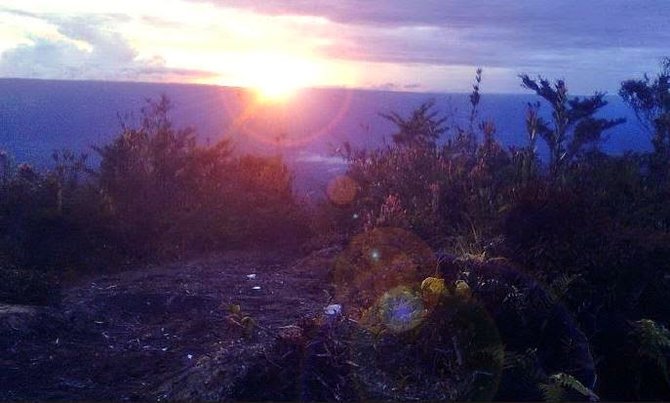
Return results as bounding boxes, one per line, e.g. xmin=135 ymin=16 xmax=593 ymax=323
xmin=1 ymin=0 xmax=668 ymax=94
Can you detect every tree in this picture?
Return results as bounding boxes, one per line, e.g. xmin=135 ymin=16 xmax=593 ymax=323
xmin=619 ymin=57 xmax=670 ymax=181
xmin=92 ymin=95 xmax=232 ymax=255
xmin=519 ymin=75 xmax=625 ymax=178
xmin=380 ymin=99 xmax=448 ymax=148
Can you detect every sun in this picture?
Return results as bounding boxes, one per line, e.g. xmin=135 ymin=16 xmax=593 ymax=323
xmin=252 ymin=76 xmax=300 ymax=102
xmin=240 ymin=52 xmax=319 ymax=103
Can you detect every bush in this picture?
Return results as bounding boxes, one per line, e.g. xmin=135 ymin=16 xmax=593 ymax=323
xmin=0 ymin=95 xmax=311 ymax=302
xmin=94 ymin=95 xmax=309 ymax=258
xmin=320 ymin=67 xmax=670 ymax=400
xmin=335 ymin=72 xmax=515 ymax=253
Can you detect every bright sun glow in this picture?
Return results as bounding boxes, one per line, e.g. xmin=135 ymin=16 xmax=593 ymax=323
xmin=237 ymin=52 xmax=320 ymax=102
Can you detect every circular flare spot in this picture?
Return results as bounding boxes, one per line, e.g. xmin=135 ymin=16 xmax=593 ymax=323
xmin=377 ymin=286 xmax=425 ymax=333
xmin=326 ymin=175 xmax=358 ymax=206
xmin=332 ymin=227 xmax=435 ymax=318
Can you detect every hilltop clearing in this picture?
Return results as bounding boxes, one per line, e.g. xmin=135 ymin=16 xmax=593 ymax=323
xmin=0 ymin=249 xmax=336 ymax=400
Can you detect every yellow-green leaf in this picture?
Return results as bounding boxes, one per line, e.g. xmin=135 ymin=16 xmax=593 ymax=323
xmin=455 ymin=280 xmax=472 ymax=300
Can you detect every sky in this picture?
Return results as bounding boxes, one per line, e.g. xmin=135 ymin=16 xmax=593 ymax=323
xmin=0 ymin=0 xmax=668 ymax=94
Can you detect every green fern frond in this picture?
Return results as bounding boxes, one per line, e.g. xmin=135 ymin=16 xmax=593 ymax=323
xmin=631 ymin=319 xmax=670 ymax=384
xmin=503 ymin=348 xmax=537 ymax=370
xmin=539 ymin=380 xmax=564 ymax=402
xmin=548 ymin=274 xmax=580 ymax=303
xmin=541 ymin=372 xmax=599 ymax=402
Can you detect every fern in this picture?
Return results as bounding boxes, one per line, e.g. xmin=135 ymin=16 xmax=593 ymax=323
xmin=631 ymin=319 xmax=670 ymax=385
xmin=548 ymin=273 xmax=580 ymax=304
xmin=503 ymin=348 xmax=545 ymax=390
xmin=539 ymin=379 xmax=564 ymax=402
xmin=540 ymin=373 xmax=599 ymax=402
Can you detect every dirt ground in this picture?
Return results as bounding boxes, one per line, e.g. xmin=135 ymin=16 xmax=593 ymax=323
xmin=0 ymin=247 xmax=339 ymax=400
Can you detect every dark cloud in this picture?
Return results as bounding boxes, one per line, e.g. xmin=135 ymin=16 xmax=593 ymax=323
xmin=185 ymin=0 xmax=481 ymax=27
xmin=188 ymin=0 xmax=669 ymax=39
xmin=189 ymin=0 xmax=670 ymax=71
xmin=0 ymin=14 xmax=215 ymax=82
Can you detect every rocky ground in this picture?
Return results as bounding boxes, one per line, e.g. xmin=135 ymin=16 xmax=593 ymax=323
xmin=0 ymin=248 xmax=338 ymax=400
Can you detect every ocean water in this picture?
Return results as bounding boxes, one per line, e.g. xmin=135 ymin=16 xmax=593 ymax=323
xmin=0 ymin=78 xmax=649 ymax=196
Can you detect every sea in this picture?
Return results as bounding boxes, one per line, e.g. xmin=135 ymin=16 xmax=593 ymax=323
xmin=0 ymin=78 xmax=649 ymax=198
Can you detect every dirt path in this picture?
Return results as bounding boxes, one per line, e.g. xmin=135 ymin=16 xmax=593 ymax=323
xmin=0 ymin=248 xmax=338 ymax=400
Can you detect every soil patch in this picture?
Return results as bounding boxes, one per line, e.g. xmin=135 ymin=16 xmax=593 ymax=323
xmin=0 ymin=248 xmax=337 ymax=400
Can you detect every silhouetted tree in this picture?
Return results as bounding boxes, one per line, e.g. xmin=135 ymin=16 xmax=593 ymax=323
xmin=620 ymin=57 xmax=670 ymax=181
xmin=380 ymin=99 xmax=447 ymax=148
xmin=93 ymin=95 xmax=230 ymax=256
xmin=519 ymin=75 xmax=625 ymax=178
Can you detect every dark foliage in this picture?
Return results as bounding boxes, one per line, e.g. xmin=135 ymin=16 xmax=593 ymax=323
xmin=338 ymin=70 xmax=515 ymax=252
xmin=0 ymin=95 xmax=310 ymax=304
xmin=380 ymin=99 xmax=448 ymax=148
xmin=93 ymin=95 xmax=308 ymax=258
xmin=519 ymin=74 xmax=625 ymax=179
xmin=322 ymin=67 xmax=670 ymax=400
xmin=620 ymin=57 xmax=670 ymax=183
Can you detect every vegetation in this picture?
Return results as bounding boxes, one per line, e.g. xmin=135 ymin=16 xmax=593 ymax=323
xmin=321 ymin=63 xmax=670 ymax=400
xmin=620 ymin=57 xmax=670 ymax=183
xmin=519 ymin=74 xmax=625 ymax=179
xmin=92 ymin=95 xmax=306 ymax=258
xmin=0 ymin=95 xmax=308 ymax=303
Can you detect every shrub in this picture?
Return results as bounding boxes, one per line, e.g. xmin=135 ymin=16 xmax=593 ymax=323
xmin=335 ymin=70 xmax=515 ymax=252
xmin=94 ymin=95 xmax=309 ymax=258
xmin=320 ymin=68 xmax=670 ymax=400
xmin=0 ymin=95 xmax=310 ymax=299
xmin=620 ymin=57 xmax=670 ymax=183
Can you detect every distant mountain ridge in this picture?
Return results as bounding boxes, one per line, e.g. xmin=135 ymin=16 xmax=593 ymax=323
xmin=0 ymin=78 xmax=649 ymax=195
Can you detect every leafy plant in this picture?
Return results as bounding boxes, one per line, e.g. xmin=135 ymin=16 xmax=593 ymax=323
xmin=336 ymin=69 xmax=514 ymax=249
xmin=519 ymin=74 xmax=625 ymax=179
xmin=540 ymin=372 xmax=599 ymax=402
xmin=630 ymin=319 xmax=670 ymax=385
xmin=93 ymin=95 xmax=308 ymax=258
xmin=226 ymin=303 xmax=257 ymax=339
xmin=380 ymin=99 xmax=447 ymax=148
xmin=620 ymin=57 xmax=670 ymax=182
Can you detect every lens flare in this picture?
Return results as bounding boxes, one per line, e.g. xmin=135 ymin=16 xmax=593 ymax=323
xmin=332 ymin=227 xmax=436 ymax=318
xmin=377 ymin=286 xmax=425 ymax=332
xmin=225 ymin=88 xmax=353 ymax=149
xmin=326 ymin=175 xmax=358 ymax=206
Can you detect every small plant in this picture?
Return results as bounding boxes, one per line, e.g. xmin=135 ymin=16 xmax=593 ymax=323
xmin=540 ymin=372 xmax=599 ymax=402
xmin=630 ymin=319 xmax=670 ymax=385
xmin=226 ymin=303 xmax=257 ymax=339
xmin=420 ymin=276 xmax=448 ymax=308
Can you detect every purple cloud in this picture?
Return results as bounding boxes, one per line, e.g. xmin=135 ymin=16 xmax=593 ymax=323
xmin=187 ymin=0 xmax=670 ymax=71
